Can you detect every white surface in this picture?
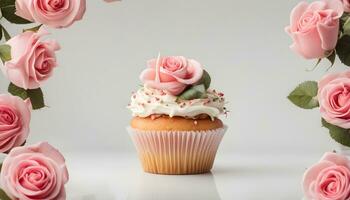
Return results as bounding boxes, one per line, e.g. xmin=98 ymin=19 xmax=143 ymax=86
xmin=65 ymin=153 xmax=319 ymax=200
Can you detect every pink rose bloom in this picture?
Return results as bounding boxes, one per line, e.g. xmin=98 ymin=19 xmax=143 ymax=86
xmin=0 ymin=142 xmax=69 ymax=200
xmin=1 ymin=28 xmax=60 ymax=90
xmin=303 ymin=152 xmax=350 ymax=200
xmin=342 ymin=0 xmax=350 ymax=12
xmin=15 ymin=0 xmax=86 ymax=28
xmin=0 ymin=94 xmax=30 ymax=153
xmin=140 ymin=56 xmax=203 ymax=95
xmin=285 ymin=0 xmax=343 ymax=59
xmin=318 ymin=70 xmax=350 ymax=129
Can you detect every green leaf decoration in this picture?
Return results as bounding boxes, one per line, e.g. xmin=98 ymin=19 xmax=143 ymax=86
xmin=0 ymin=0 xmax=32 ymax=24
xmin=0 ymin=188 xmax=11 ymax=200
xmin=322 ymin=119 xmax=350 ymax=147
xmin=0 ymin=27 xmax=3 ymax=41
xmin=178 ymin=84 xmax=207 ymax=100
xmin=343 ymin=17 xmax=350 ymax=36
xmin=27 ymin=88 xmax=45 ymax=110
xmin=287 ymin=81 xmax=319 ymax=109
xmin=196 ymin=70 xmax=211 ymax=89
xmin=8 ymin=83 xmax=28 ymax=100
xmin=326 ymin=50 xmax=336 ymax=68
xmin=336 ymin=35 xmax=350 ymax=66
xmin=8 ymin=83 xmax=45 ymax=110
xmin=23 ymin=24 xmax=43 ymax=33
xmin=2 ymin=27 xmax=11 ymax=41
xmin=0 ymin=0 xmax=14 ymax=8
xmin=0 ymin=44 xmax=11 ymax=63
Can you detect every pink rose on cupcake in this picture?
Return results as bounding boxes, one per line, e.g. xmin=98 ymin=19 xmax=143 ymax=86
xmin=318 ymin=70 xmax=350 ymax=129
xmin=140 ymin=56 xmax=203 ymax=95
xmin=0 ymin=94 xmax=30 ymax=153
xmin=1 ymin=28 xmax=60 ymax=90
xmin=0 ymin=142 xmax=69 ymax=200
xmin=15 ymin=0 xmax=86 ymax=28
xmin=303 ymin=152 xmax=350 ymax=200
xmin=285 ymin=0 xmax=343 ymax=59
xmin=342 ymin=0 xmax=350 ymax=12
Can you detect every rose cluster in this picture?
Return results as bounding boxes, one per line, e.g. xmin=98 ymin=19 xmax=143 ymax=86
xmin=0 ymin=0 xmax=116 ymax=199
xmin=286 ymin=0 xmax=350 ymax=145
xmin=285 ymin=0 xmax=350 ymax=199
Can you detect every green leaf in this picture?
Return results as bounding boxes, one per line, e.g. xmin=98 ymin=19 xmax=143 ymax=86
xmin=0 ymin=44 xmax=11 ymax=63
xmin=1 ymin=0 xmax=32 ymax=24
xmin=326 ymin=50 xmax=336 ymax=68
xmin=322 ymin=119 xmax=350 ymax=147
xmin=0 ymin=188 xmax=11 ymax=200
xmin=8 ymin=83 xmax=28 ymax=100
xmin=196 ymin=70 xmax=211 ymax=89
xmin=287 ymin=81 xmax=319 ymax=109
xmin=27 ymin=88 xmax=45 ymax=110
xmin=8 ymin=83 xmax=45 ymax=110
xmin=336 ymin=35 xmax=350 ymax=66
xmin=0 ymin=26 xmax=3 ymax=41
xmin=0 ymin=0 xmax=15 ymax=8
xmin=23 ymin=24 xmax=42 ymax=33
xmin=2 ymin=27 xmax=11 ymax=41
xmin=178 ymin=84 xmax=207 ymax=100
xmin=343 ymin=17 xmax=350 ymax=36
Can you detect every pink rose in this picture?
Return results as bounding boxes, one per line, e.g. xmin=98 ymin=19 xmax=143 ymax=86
xmin=285 ymin=0 xmax=344 ymax=59
xmin=15 ymin=0 xmax=86 ymax=28
xmin=0 ymin=142 xmax=69 ymax=200
xmin=342 ymin=0 xmax=350 ymax=12
xmin=303 ymin=152 xmax=350 ymax=200
xmin=1 ymin=28 xmax=60 ymax=90
xmin=140 ymin=56 xmax=203 ymax=95
xmin=318 ymin=70 xmax=350 ymax=129
xmin=0 ymin=94 xmax=30 ymax=153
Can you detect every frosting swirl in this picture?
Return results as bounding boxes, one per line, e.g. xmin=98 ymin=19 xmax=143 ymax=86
xmin=128 ymin=87 xmax=226 ymax=119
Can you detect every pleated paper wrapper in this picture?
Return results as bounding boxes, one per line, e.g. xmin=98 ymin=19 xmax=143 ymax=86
xmin=127 ymin=126 xmax=226 ymax=175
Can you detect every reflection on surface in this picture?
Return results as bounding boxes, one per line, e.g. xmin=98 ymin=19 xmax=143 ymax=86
xmin=127 ymin=172 xmax=221 ymax=200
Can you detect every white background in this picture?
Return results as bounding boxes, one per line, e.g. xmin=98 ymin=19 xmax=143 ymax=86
xmin=0 ymin=0 xmax=345 ymax=199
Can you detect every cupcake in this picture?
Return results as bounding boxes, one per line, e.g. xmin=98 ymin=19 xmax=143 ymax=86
xmin=127 ymin=55 xmax=227 ymax=175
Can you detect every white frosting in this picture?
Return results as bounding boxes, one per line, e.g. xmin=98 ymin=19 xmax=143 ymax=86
xmin=128 ymin=87 xmax=226 ymax=119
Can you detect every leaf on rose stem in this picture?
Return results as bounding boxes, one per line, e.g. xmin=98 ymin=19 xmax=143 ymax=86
xmin=196 ymin=70 xmax=211 ymax=89
xmin=326 ymin=50 xmax=336 ymax=69
xmin=287 ymin=81 xmax=319 ymax=109
xmin=1 ymin=27 xmax=11 ymax=41
xmin=0 ymin=0 xmax=32 ymax=24
xmin=23 ymin=24 xmax=43 ymax=33
xmin=27 ymin=88 xmax=45 ymax=110
xmin=322 ymin=119 xmax=350 ymax=147
xmin=8 ymin=83 xmax=45 ymax=110
xmin=0 ymin=0 xmax=14 ymax=8
xmin=336 ymin=35 xmax=350 ymax=67
xmin=306 ymin=58 xmax=322 ymax=71
xmin=0 ymin=44 xmax=11 ymax=63
xmin=0 ymin=26 xmax=3 ymax=41
xmin=343 ymin=17 xmax=350 ymax=36
xmin=8 ymin=83 xmax=28 ymax=100
xmin=0 ymin=188 xmax=11 ymax=200
xmin=178 ymin=84 xmax=207 ymax=100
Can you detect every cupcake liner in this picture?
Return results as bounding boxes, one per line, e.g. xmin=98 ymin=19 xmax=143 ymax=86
xmin=127 ymin=126 xmax=227 ymax=175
